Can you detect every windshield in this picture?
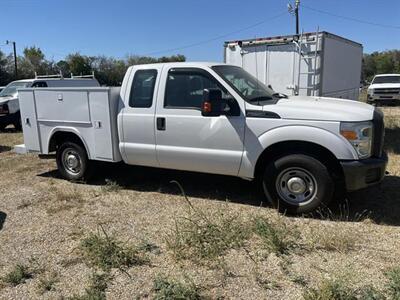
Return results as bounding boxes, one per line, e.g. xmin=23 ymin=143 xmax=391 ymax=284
xmin=0 ymin=81 xmax=31 ymax=97
xmin=372 ymin=76 xmax=400 ymax=84
xmin=212 ymin=65 xmax=276 ymax=103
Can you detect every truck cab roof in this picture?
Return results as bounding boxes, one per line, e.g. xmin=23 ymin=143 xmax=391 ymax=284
xmin=374 ymin=74 xmax=400 ymax=77
xmin=128 ymin=62 xmax=226 ymax=69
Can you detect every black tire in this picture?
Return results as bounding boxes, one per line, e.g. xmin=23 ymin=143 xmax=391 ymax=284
xmin=56 ymin=141 xmax=91 ymax=181
xmin=13 ymin=114 xmax=22 ymax=131
xmin=262 ymin=154 xmax=334 ymax=214
xmin=0 ymin=124 xmax=6 ymax=132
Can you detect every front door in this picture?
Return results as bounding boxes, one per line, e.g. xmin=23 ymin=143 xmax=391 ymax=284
xmin=155 ymin=67 xmax=245 ymax=176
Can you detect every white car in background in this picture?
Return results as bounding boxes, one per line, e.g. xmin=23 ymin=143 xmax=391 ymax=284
xmin=367 ymin=74 xmax=400 ymax=106
xmin=0 ymin=74 xmax=100 ymax=131
xmin=0 ymin=86 xmax=5 ymax=93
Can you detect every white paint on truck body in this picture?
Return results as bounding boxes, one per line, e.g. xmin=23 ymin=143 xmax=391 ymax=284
xmin=18 ymin=62 xmax=374 ymax=180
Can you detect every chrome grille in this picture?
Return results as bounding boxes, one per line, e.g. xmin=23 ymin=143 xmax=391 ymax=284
xmin=374 ymin=88 xmax=400 ymax=94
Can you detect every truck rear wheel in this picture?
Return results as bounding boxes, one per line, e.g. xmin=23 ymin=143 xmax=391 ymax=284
xmin=263 ymin=154 xmax=334 ymax=214
xmin=56 ymin=142 xmax=91 ymax=181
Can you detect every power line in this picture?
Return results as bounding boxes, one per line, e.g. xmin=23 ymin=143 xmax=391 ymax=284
xmin=301 ymin=4 xmax=400 ymax=30
xmin=144 ymin=11 xmax=287 ymax=56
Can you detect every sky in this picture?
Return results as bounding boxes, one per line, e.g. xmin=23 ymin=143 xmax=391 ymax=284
xmin=0 ymin=0 xmax=399 ymax=62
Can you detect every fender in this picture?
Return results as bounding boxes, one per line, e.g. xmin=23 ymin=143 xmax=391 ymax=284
xmin=46 ymin=126 xmax=92 ymax=159
xmin=238 ymin=125 xmax=358 ymax=179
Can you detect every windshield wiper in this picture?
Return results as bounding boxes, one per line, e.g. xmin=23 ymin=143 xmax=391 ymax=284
xmin=272 ymin=93 xmax=288 ymax=99
xmin=248 ymin=96 xmax=274 ymax=102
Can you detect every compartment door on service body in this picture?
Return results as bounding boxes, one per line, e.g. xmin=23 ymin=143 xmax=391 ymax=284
xmin=120 ymin=66 xmax=161 ymax=167
xmin=155 ymin=67 xmax=245 ymax=176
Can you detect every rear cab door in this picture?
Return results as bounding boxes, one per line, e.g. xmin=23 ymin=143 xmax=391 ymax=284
xmin=120 ymin=65 xmax=162 ymax=167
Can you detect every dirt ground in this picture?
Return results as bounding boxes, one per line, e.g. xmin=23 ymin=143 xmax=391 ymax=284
xmin=0 ymin=107 xmax=399 ymax=299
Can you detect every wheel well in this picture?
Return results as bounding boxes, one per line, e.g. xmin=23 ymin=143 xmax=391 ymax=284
xmin=254 ymin=141 xmax=343 ymax=181
xmin=48 ymin=131 xmax=86 ymax=153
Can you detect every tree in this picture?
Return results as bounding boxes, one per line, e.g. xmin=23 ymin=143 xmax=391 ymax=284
xmin=66 ymin=53 xmax=92 ymax=76
xmin=0 ymin=50 xmax=11 ymax=86
xmin=22 ymin=46 xmax=49 ymax=76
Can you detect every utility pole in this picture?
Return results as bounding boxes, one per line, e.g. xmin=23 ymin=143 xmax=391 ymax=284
xmin=288 ymin=0 xmax=300 ymax=35
xmin=295 ymin=0 xmax=300 ymax=35
xmin=6 ymin=40 xmax=17 ymax=78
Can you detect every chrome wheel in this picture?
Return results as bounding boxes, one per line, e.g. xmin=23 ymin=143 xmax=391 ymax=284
xmin=276 ymin=167 xmax=317 ymax=205
xmin=61 ymin=148 xmax=82 ymax=176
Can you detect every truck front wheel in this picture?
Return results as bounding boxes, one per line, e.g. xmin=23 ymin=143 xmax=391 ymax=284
xmin=56 ymin=142 xmax=90 ymax=181
xmin=263 ymin=154 xmax=334 ymax=214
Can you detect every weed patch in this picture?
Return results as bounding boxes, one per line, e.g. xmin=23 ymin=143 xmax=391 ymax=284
xmin=79 ymin=225 xmax=148 ymax=271
xmin=101 ymin=179 xmax=122 ymax=193
xmin=386 ymin=267 xmax=400 ymax=299
xmin=304 ymin=279 xmax=357 ymax=300
xmin=37 ymin=272 xmax=58 ymax=294
xmin=308 ymin=225 xmax=357 ymax=253
xmin=2 ymin=264 xmax=33 ymax=286
xmin=153 ymin=276 xmax=202 ymax=300
xmin=304 ymin=279 xmax=383 ymax=300
xmin=166 ymin=181 xmax=250 ymax=262
xmin=252 ymin=216 xmax=299 ymax=255
xmin=70 ymin=272 xmax=110 ymax=300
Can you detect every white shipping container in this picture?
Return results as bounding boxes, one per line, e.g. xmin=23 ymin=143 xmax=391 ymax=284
xmin=224 ymin=31 xmax=363 ymax=100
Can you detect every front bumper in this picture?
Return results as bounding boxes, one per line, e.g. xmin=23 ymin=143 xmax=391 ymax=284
xmin=367 ymin=94 xmax=400 ymax=105
xmin=340 ymin=152 xmax=388 ymax=191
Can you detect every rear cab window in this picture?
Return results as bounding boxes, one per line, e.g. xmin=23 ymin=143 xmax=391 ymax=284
xmin=129 ymin=70 xmax=158 ymax=108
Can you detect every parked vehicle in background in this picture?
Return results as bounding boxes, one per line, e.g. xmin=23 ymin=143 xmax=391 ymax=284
xmin=17 ymin=62 xmax=387 ymax=214
xmin=367 ymin=74 xmax=400 ymax=106
xmin=224 ymin=31 xmax=363 ymax=100
xmin=0 ymin=73 xmax=100 ymax=131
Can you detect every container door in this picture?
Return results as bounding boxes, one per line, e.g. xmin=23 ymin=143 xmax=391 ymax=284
xmin=265 ymin=44 xmax=297 ymax=95
xmin=241 ymin=45 xmax=267 ymax=85
xmin=19 ymin=90 xmax=41 ymax=152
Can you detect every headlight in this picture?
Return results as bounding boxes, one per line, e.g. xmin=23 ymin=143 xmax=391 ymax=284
xmin=367 ymin=89 xmax=374 ymax=95
xmin=340 ymin=121 xmax=373 ymax=159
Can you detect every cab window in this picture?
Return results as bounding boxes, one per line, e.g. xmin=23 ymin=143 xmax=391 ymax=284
xmin=164 ymin=68 xmax=231 ymax=109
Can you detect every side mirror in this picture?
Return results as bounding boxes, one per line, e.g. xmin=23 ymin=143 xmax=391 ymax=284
xmin=201 ymin=88 xmax=222 ymax=117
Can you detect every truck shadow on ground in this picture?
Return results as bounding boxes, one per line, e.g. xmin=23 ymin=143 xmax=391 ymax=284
xmin=0 ymin=211 xmax=6 ymax=231
xmin=0 ymin=145 xmax=12 ymax=153
xmin=39 ymin=163 xmax=400 ymax=226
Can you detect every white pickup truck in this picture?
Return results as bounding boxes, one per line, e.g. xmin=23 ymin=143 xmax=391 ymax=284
xmin=367 ymin=74 xmax=400 ymax=106
xmin=18 ymin=62 xmax=387 ymax=214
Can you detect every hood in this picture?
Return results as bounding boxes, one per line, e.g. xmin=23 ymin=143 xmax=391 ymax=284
xmin=268 ymin=96 xmax=374 ymax=122
xmin=0 ymin=95 xmax=17 ymax=104
xmin=368 ymin=83 xmax=400 ymax=90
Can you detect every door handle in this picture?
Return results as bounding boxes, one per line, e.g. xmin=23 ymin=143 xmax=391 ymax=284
xmin=157 ymin=117 xmax=166 ymax=131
